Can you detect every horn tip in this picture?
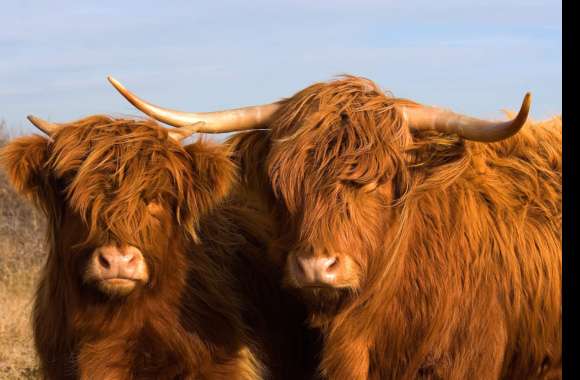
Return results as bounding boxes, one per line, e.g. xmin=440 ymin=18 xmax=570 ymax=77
xmin=26 ymin=115 xmax=40 ymax=125
xmin=107 ymin=76 xmax=124 ymax=90
xmin=168 ymin=128 xmax=194 ymax=141
xmin=521 ymin=92 xmax=532 ymax=116
xmin=26 ymin=115 xmax=55 ymax=135
xmin=107 ymin=76 xmax=135 ymax=103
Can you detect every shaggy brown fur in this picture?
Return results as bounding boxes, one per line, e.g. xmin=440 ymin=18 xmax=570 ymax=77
xmin=228 ymin=76 xmax=562 ymax=379
xmin=1 ymin=116 xmax=318 ymax=380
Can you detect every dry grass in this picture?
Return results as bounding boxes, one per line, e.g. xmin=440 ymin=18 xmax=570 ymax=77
xmin=0 ymin=121 xmax=45 ymax=379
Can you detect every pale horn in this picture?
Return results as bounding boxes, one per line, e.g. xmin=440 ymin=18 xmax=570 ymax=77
xmin=27 ymin=114 xmax=204 ymax=142
xmin=107 ymin=76 xmax=280 ymax=134
xmin=27 ymin=115 xmax=65 ymax=135
xmin=402 ymin=92 xmax=531 ymax=142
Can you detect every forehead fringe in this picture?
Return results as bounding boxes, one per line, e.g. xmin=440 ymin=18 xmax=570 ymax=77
xmin=46 ymin=115 xmax=206 ymax=243
xmin=267 ymin=76 xmax=413 ymax=216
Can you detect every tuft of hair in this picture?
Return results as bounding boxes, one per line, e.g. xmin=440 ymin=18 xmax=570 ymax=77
xmin=262 ymin=76 xmax=414 ymax=245
xmin=1 ymin=115 xmax=236 ymax=245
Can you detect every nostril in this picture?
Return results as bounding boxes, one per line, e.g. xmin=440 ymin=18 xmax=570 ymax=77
xmin=326 ymin=257 xmax=339 ymax=272
xmin=126 ymin=254 xmax=137 ymax=265
xmin=294 ymin=256 xmax=306 ymax=275
xmin=98 ymin=254 xmax=111 ymax=270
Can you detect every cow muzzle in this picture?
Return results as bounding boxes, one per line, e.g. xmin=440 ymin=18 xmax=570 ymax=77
xmin=289 ymin=255 xmax=342 ymax=288
xmin=86 ymin=245 xmax=149 ymax=296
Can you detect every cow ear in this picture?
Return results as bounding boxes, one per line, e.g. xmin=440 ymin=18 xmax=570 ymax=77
xmin=0 ymin=135 xmax=51 ymax=207
xmin=182 ymin=140 xmax=236 ymax=209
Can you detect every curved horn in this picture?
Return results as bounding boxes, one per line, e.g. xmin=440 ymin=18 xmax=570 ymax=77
xmin=27 ymin=114 xmax=203 ymax=143
xmin=27 ymin=115 xmax=64 ymax=135
xmin=402 ymin=92 xmax=531 ymax=142
xmin=107 ymin=76 xmax=280 ymax=134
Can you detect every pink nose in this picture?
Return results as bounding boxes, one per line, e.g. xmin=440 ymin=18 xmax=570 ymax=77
xmin=291 ymin=256 xmax=340 ymax=286
xmin=95 ymin=245 xmax=141 ymax=280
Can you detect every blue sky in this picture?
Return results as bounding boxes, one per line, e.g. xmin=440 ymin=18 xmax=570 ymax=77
xmin=0 ymin=1 xmax=561 ymax=137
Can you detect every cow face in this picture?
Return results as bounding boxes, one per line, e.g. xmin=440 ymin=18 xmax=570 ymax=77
xmin=1 ymin=116 xmax=235 ymax=297
xmin=260 ymin=79 xmax=411 ymax=307
xmin=268 ymin=132 xmax=402 ymax=298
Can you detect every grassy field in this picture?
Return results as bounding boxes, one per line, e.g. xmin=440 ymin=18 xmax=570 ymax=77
xmin=0 ymin=123 xmax=45 ymax=379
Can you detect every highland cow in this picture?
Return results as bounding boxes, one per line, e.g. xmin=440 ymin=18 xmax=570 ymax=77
xmin=0 ymin=113 xmax=317 ymax=380
xmin=116 ymin=75 xmax=561 ymax=379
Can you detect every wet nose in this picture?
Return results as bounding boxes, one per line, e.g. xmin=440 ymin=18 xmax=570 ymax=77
xmin=292 ymin=256 xmax=340 ymax=286
xmin=95 ymin=245 xmax=141 ymax=279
